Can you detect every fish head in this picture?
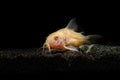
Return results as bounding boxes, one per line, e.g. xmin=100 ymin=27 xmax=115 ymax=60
xmin=44 ymin=32 xmax=66 ymax=50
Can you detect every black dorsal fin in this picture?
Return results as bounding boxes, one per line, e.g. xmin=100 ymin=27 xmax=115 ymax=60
xmin=66 ymin=18 xmax=78 ymax=31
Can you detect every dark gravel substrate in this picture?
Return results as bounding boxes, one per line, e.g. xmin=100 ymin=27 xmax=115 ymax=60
xmin=0 ymin=45 xmax=120 ymax=74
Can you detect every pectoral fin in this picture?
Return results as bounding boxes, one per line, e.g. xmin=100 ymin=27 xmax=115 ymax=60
xmin=64 ymin=45 xmax=79 ymax=51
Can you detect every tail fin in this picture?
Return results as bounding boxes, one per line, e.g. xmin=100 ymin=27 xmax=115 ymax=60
xmin=86 ymin=35 xmax=102 ymax=44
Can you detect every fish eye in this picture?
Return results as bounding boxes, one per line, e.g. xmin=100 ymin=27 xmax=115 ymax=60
xmin=54 ymin=36 xmax=59 ymax=40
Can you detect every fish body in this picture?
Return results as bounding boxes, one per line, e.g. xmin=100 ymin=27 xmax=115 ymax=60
xmin=43 ymin=18 xmax=97 ymax=52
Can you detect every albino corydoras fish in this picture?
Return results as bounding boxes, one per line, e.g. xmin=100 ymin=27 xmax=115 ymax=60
xmin=43 ymin=18 xmax=100 ymax=52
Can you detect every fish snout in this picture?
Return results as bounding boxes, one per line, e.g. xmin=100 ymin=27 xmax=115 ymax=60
xmin=50 ymin=40 xmax=65 ymax=49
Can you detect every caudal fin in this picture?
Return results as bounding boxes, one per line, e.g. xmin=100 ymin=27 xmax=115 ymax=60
xmin=86 ymin=35 xmax=102 ymax=44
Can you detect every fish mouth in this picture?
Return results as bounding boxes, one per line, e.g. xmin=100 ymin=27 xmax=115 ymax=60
xmin=50 ymin=44 xmax=64 ymax=50
xmin=50 ymin=40 xmax=65 ymax=49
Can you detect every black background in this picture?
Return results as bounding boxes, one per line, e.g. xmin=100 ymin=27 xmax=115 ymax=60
xmin=0 ymin=1 xmax=119 ymax=48
xmin=0 ymin=1 xmax=120 ymax=76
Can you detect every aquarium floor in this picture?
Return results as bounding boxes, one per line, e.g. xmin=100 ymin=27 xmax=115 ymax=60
xmin=0 ymin=48 xmax=120 ymax=74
